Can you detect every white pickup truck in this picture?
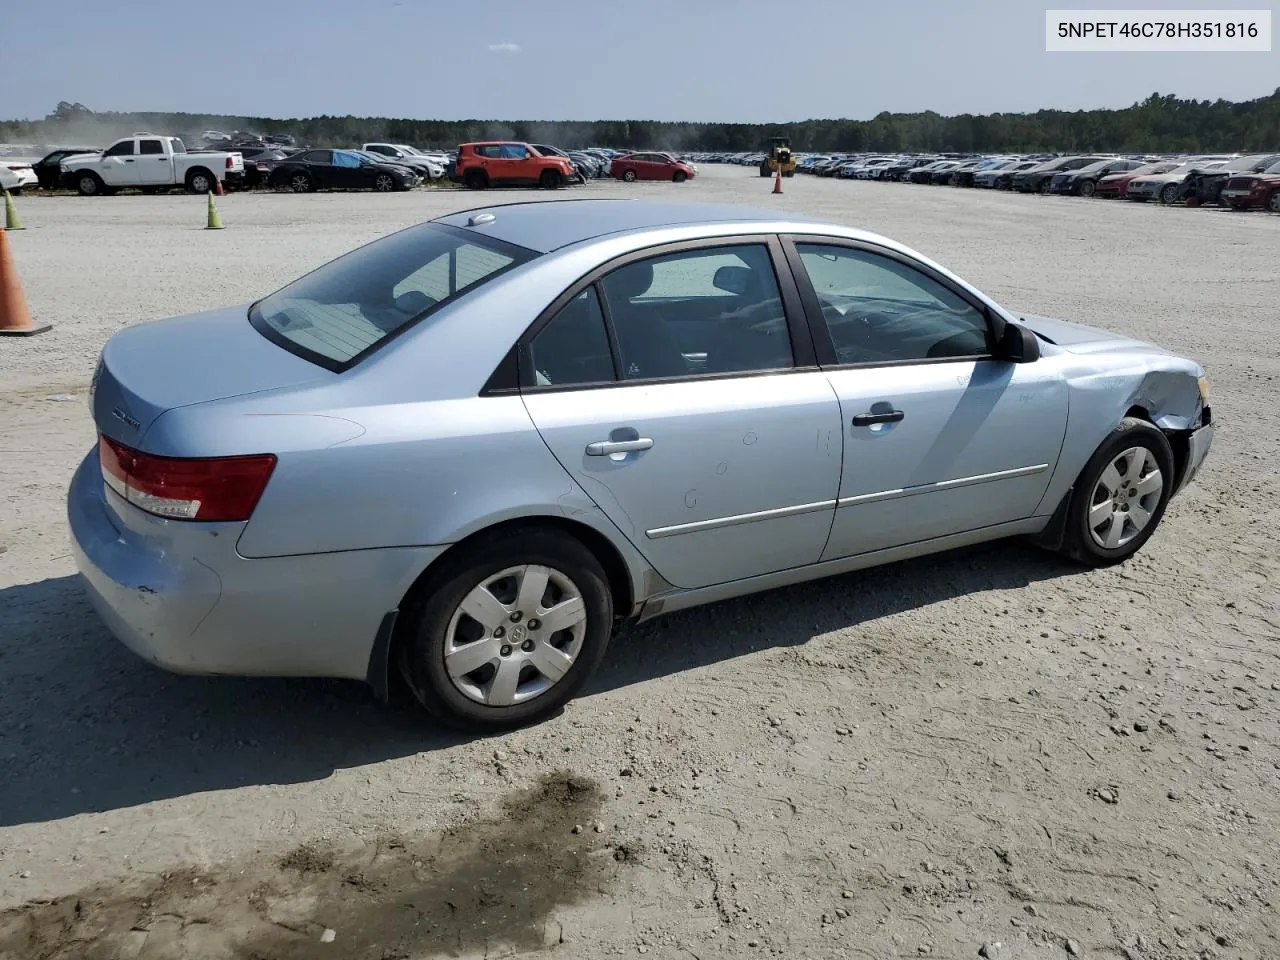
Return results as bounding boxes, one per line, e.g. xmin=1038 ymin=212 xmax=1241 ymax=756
xmin=60 ymin=134 xmax=244 ymax=196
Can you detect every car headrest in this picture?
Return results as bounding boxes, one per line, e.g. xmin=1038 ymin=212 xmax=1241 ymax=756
xmin=713 ymin=265 xmax=755 ymax=296
xmin=606 ymin=262 xmax=655 ymax=302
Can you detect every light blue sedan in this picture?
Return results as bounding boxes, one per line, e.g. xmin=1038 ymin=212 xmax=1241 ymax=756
xmin=68 ymin=199 xmax=1214 ymax=730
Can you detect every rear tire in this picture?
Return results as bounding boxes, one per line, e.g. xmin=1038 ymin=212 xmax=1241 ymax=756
xmin=185 ymin=168 xmax=215 ymax=194
xmin=622 ymin=169 xmax=637 ymax=183
xmin=397 ymin=527 xmax=614 ymax=731
xmin=464 ymin=169 xmax=488 ymax=190
xmin=1059 ymin=417 xmax=1175 ymax=568
xmin=1038 ymin=179 xmax=1052 ymax=194
xmin=1269 ymin=192 xmax=1280 ymax=213
xmin=287 ymin=172 xmax=313 ymax=193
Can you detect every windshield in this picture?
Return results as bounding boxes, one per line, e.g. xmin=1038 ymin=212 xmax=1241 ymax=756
xmin=250 ymin=223 xmax=538 ymax=369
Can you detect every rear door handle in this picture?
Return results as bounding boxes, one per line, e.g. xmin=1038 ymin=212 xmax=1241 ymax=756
xmin=852 ymin=410 xmax=905 ymax=426
xmin=585 ymin=438 xmax=654 ymax=456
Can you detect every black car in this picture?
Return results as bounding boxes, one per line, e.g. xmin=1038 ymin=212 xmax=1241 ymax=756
xmin=31 ymin=146 xmax=99 ymax=190
xmin=235 ymin=147 xmax=291 ymax=188
xmin=881 ymin=157 xmax=935 ymax=182
xmin=266 ymin=149 xmax=418 ymax=192
xmin=1012 ymin=156 xmax=1111 ymax=193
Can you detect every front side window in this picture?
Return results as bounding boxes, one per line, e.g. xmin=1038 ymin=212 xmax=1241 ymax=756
xmin=251 ymin=224 xmax=536 ymax=368
xmin=599 ymin=244 xmax=793 ymax=379
xmin=795 ymin=243 xmax=991 ymax=365
xmin=529 ymin=288 xmax=616 ymax=387
xmin=104 ymin=140 xmax=135 ymax=157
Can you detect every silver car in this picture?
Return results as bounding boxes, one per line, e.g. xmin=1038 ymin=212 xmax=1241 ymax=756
xmin=68 ymin=199 xmax=1215 ymax=730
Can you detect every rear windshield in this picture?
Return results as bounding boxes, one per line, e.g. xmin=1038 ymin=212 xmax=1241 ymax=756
xmin=250 ymin=222 xmax=536 ymax=370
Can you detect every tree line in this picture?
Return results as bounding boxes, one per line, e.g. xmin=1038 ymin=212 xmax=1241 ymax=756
xmin=3 ymin=90 xmax=1278 ymax=155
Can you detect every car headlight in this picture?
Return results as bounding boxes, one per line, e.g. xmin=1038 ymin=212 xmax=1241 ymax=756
xmin=1198 ymin=377 xmax=1209 ymax=404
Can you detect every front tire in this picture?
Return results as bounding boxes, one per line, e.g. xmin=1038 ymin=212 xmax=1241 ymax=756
xmin=1079 ymin=179 xmax=1097 ymax=198
xmin=1060 ymin=417 xmax=1175 ymax=567
xmin=672 ymin=170 xmax=687 ymax=183
xmin=373 ymin=173 xmax=396 ymax=192
xmin=76 ymin=172 xmax=105 ymax=196
xmin=539 ymin=169 xmax=563 ymax=189
xmin=1159 ymin=183 xmax=1179 ymax=204
xmin=398 ymin=527 xmax=614 ymax=731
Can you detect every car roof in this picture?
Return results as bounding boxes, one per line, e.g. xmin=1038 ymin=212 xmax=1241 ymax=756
xmin=431 ymin=198 xmax=828 ymax=254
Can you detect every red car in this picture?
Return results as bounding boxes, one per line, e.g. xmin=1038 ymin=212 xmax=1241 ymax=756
xmin=1094 ymin=161 xmax=1179 ymax=199
xmin=610 ymin=152 xmax=695 ymax=183
xmin=1220 ymin=160 xmax=1280 ymax=212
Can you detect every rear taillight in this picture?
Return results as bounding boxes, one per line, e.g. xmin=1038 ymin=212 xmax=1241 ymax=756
xmin=225 ymin=156 xmax=234 ymax=169
xmin=99 ymin=436 xmax=276 ymax=522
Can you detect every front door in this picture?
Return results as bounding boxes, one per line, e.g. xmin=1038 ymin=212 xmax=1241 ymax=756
xmin=99 ymin=139 xmax=139 ymax=186
xmin=520 ymin=238 xmax=843 ymax=590
xmin=330 ymin=150 xmax=368 ymax=188
xmin=785 ymin=237 xmax=1068 ymax=560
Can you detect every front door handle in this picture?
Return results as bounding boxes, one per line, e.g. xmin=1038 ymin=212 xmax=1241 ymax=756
xmin=585 ymin=438 xmax=654 ymax=456
xmin=852 ymin=409 xmax=905 ymax=426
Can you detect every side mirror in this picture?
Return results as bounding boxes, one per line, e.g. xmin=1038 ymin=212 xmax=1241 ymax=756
xmin=999 ymin=321 xmax=1040 ymax=363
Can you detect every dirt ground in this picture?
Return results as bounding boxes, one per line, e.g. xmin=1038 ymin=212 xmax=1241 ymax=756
xmin=0 ymin=169 xmax=1277 ymax=960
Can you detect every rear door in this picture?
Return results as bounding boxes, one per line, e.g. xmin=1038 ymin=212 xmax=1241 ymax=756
xmin=135 ymin=138 xmax=171 ymax=184
xmin=519 ymin=236 xmax=844 ymax=590
xmin=784 ymin=236 xmax=1068 ymax=560
xmin=298 ymin=150 xmax=334 ymax=187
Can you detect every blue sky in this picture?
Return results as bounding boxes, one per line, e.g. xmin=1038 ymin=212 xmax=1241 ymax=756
xmin=6 ymin=0 xmax=1277 ymax=121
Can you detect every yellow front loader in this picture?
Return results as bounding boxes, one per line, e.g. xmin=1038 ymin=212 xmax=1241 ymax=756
xmin=759 ymin=136 xmax=797 ymax=177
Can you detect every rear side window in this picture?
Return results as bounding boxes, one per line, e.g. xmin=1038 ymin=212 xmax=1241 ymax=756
xmin=250 ymin=223 xmax=537 ymax=370
xmin=529 ymin=288 xmax=615 ymax=387
xmin=139 ymin=139 xmax=164 ymax=155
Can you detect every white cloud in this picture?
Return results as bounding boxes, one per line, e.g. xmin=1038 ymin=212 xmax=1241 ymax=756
xmin=487 ymin=42 xmax=521 ymax=54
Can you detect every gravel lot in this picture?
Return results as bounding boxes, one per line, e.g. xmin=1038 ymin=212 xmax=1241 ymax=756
xmin=1 ymin=169 xmax=1278 ymax=960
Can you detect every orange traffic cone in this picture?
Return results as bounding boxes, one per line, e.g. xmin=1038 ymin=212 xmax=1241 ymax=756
xmin=772 ymin=170 xmax=783 ymax=194
xmin=214 ymin=178 xmax=225 ymax=196
xmin=0 ymin=228 xmax=51 ymax=337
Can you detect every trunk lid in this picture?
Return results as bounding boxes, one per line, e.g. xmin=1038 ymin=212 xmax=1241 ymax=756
xmin=91 ymin=305 xmax=330 ymax=446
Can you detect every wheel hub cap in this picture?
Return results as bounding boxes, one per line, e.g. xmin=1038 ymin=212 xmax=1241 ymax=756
xmin=443 ymin=564 xmax=588 ymax=707
xmin=1088 ymin=445 xmax=1163 ymax=550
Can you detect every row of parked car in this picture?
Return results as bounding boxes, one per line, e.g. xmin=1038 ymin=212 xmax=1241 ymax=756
xmin=684 ymin=149 xmax=1280 ymax=212
xmin=1 ymin=135 xmax=696 ymax=196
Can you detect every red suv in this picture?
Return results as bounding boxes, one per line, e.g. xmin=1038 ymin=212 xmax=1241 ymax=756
xmin=452 ymin=141 xmax=574 ymax=190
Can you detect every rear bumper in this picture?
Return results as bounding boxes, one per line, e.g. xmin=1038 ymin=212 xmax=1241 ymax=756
xmin=67 ymin=449 xmax=445 ymax=681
